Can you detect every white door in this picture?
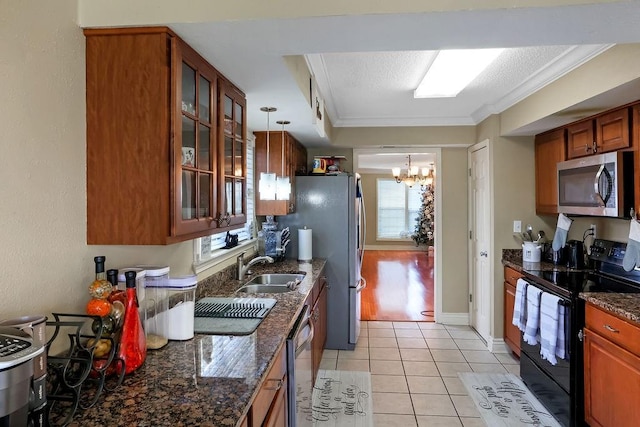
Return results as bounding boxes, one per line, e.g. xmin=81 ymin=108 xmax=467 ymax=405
xmin=469 ymin=143 xmax=491 ymax=342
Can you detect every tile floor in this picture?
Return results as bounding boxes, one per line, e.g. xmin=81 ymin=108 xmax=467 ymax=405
xmin=319 ymin=321 xmax=520 ymax=427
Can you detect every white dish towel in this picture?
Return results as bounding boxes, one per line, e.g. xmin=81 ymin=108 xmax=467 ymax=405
xmin=540 ymin=292 xmax=562 ymax=365
xmin=523 ymin=285 xmax=542 ymax=346
xmin=556 ymin=303 xmax=566 ymax=361
xmin=512 ymin=279 xmax=528 ymax=332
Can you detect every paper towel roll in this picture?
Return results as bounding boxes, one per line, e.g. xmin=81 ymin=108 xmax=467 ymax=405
xmin=298 ymin=227 xmax=313 ymax=262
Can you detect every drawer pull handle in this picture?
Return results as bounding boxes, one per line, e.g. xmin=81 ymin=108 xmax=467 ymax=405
xmin=603 ymin=324 xmax=619 ymax=333
xmin=264 ymin=379 xmax=283 ymax=391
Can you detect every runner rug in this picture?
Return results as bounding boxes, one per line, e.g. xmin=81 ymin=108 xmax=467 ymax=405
xmin=310 ymin=370 xmax=373 ymax=427
xmin=459 ymin=372 xmax=561 ymax=427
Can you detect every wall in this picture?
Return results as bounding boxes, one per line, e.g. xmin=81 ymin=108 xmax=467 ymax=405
xmin=305 ymin=147 xmax=354 ymax=174
xmin=0 ymin=1 xmax=224 ymax=339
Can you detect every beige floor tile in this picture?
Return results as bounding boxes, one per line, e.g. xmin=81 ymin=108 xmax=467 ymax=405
xmin=442 ymin=377 xmax=469 ymax=395
xmin=394 ymin=321 xmax=420 ymax=329
xmin=360 ymin=327 xmax=369 ymax=337
xmin=451 ymin=395 xmax=481 ymax=417
xmin=494 ymin=352 xmax=519 ymax=365
xmin=354 ymin=338 xmax=369 ymax=350
xmin=370 ymin=347 xmax=401 ymax=360
xmin=403 ymin=361 xmax=440 ymax=376
xmin=411 ymin=394 xmax=457 ymax=416
xmin=338 ymin=347 xmax=369 ymax=360
xmin=371 ymin=360 xmax=405 ymax=375
xmin=460 ymin=417 xmax=486 ymax=426
xmin=427 ymin=338 xmax=459 ymax=350
xmin=371 ymin=374 xmax=409 ymax=393
xmin=469 ymin=363 xmax=508 ymax=373
xmin=368 ymin=320 xmax=394 ymax=329
xmin=321 ymin=349 xmax=338 ymax=359
xmin=422 ymin=329 xmax=452 ymax=339
xmin=430 ymin=349 xmax=465 ymax=362
xmin=419 ymin=322 xmax=446 ymax=330
xmin=369 ymin=328 xmax=396 ymax=337
xmin=336 ymin=359 xmax=370 ymax=371
xmin=395 ymin=329 xmax=424 ymax=338
xmin=372 ymin=392 xmax=414 ymax=414
xmin=406 ymin=375 xmax=448 ymax=394
xmin=461 ymin=350 xmax=500 ymax=364
xmin=374 ymin=414 xmax=418 ymax=427
xmin=448 ymin=330 xmax=481 ymax=339
xmin=504 ymin=364 xmax=521 ymax=376
xmin=436 ymin=362 xmax=472 ymax=377
xmin=398 ymin=338 xmax=428 ymax=349
xmin=454 ymin=339 xmax=487 ymax=351
xmin=416 ymin=415 xmax=463 ymax=427
xmin=319 ymin=357 xmax=337 ymax=370
xmin=369 ymin=337 xmax=399 ymax=348
xmin=400 ymin=348 xmax=433 ymax=362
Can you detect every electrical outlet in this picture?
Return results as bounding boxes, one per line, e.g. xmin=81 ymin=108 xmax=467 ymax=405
xmin=513 ymin=220 xmax=522 ymax=233
xmin=590 ymin=224 xmax=597 ymax=240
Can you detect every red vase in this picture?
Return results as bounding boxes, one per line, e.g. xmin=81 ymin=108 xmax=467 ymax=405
xmin=119 ymin=270 xmax=146 ymax=374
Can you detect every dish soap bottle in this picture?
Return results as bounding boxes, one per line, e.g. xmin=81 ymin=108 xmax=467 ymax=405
xmin=119 ymin=270 xmax=147 ymax=374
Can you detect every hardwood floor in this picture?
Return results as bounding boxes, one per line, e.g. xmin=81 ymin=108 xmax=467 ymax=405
xmin=361 ymin=250 xmax=434 ymax=322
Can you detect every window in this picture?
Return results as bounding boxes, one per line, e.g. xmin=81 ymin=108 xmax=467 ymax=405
xmin=376 ymin=178 xmax=422 ymax=239
xmin=194 ymin=139 xmax=255 ymax=270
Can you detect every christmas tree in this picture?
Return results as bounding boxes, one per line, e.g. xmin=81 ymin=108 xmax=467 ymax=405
xmin=412 ymin=185 xmax=434 ymax=247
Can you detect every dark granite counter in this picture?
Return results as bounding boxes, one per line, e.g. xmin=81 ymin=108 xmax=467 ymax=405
xmin=59 ymin=258 xmax=326 ymax=427
xmin=580 ymin=292 xmax=640 ymax=324
xmin=502 ymin=249 xmax=586 ymax=273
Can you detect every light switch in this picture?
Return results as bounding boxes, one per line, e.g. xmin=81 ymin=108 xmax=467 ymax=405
xmin=513 ymin=220 xmax=522 ymax=233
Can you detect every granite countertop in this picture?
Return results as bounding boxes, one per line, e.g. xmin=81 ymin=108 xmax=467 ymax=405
xmin=580 ymin=293 xmax=640 ymax=324
xmin=56 ymin=258 xmax=326 ymax=427
xmin=503 ymin=249 xmax=640 ymax=325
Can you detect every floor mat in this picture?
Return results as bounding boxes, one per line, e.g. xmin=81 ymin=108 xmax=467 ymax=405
xmin=310 ymin=370 xmax=373 ymax=427
xmin=459 ymin=372 xmax=562 ymax=427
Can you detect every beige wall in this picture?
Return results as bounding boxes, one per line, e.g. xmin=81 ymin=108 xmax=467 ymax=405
xmin=331 ymin=126 xmax=475 ymax=148
xmin=0 ymin=1 xmax=215 ymax=333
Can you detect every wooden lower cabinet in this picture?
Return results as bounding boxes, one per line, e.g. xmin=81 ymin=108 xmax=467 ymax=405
xmin=311 ymin=278 xmax=328 ymax=383
xmin=584 ymin=303 xmax=640 ymax=427
xmin=503 ymin=267 xmax=523 ymax=356
xmin=250 ymin=346 xmax=287 ymax=427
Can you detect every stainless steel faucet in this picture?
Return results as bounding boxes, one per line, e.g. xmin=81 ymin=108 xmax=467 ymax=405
xmin=237 ymin=252 xmax=274 ymax=280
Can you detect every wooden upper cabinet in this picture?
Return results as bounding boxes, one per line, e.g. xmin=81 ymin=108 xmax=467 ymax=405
xmin=567 ymin=107 xmax=630 ymax=159
xmin=85 ymin=27 xmax=247 ymax=245
xmin=535 ymin=128 xmax=566 ymax=215
xmin=254 ymin=131 xmax=307 ymax=216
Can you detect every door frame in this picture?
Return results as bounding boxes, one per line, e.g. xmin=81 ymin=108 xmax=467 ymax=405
xmin=353 ymin=147 xmax=442 ymax=322
xmin=467 ymin=139 xmax=494 ymax=343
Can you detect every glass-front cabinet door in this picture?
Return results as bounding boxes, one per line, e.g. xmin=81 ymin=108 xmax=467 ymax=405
xmin=174 ymin=41 xmax=219 ymax=237
xmin=218 ymin=80 xmax=247 ymax=227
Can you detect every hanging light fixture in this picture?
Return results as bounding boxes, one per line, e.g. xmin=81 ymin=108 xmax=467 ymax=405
xmin=258 ymin=107 xmax=277 ymax=200
xmin=392 ymin=155 xmax=433 ymax=189
xmin=275 ymin=120 xmax=291 ymax=201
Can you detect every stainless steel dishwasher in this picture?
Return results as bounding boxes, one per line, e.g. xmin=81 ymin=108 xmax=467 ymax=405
xmin=286 ymin=305 xmax=314 ymax=427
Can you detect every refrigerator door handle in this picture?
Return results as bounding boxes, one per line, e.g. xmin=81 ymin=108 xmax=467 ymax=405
xmin=355 ymin=278 xmax=367 ymax=292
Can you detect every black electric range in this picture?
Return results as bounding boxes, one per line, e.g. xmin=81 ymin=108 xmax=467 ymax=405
xmin=518 ymin=239 xmax=640 ymax=427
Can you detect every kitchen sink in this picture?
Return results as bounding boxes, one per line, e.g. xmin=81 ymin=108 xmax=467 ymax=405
xmin=236 ymin=273 xmax=306 ymax=294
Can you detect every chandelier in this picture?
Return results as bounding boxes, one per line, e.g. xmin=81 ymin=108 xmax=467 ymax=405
xmin=392 ymin=155 xmax=434 ymax=189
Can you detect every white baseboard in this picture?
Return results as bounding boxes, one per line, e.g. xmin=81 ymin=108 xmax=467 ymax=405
xmin=438 ymin=312 xmax=469 ymax=325
xmin=487 ymin=337 xmax=511 ymax=353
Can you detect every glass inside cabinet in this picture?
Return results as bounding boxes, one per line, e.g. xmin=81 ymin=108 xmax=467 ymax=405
xmin=179 ymin=56 xmax=215 ymax=225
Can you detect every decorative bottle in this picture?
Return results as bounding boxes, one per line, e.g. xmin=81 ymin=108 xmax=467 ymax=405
xmin=87 ymin=256 xmax=113 ymax=318
xmin=118 ymin=270 xmax=147 ymax=374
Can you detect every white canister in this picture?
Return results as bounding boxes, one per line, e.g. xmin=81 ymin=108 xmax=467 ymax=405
xmin=522 ymin=242 xmax=542 ymax=263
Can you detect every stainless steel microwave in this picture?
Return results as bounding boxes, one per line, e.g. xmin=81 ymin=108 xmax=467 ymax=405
xmin=557 ymin=151 xmax=635 ymax=217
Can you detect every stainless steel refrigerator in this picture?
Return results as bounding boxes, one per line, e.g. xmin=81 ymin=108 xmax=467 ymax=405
xmin=278 ymin=174 xmax=366 ymax=350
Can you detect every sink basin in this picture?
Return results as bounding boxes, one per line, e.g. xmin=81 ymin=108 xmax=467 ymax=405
xmin=236 ymin=273 xmax=306 ymax=294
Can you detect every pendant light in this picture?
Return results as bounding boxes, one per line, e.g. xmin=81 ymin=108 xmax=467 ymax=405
xmin=258 ymin=107 xmax=277 ymax=200
xmin=275 ymin=120 xmax=291 ymax=201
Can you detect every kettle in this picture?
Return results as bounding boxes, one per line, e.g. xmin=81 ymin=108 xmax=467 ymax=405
xmin=566 ymin=240 xmax=585 ymax=269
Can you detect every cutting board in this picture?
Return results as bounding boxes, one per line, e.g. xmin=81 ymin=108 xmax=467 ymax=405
xmin=193 ymin=297 xmax=277 ymax=335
